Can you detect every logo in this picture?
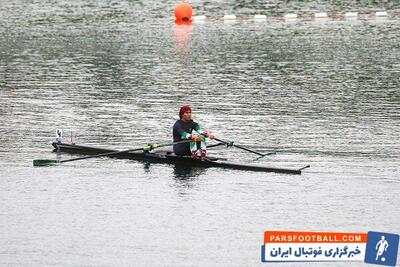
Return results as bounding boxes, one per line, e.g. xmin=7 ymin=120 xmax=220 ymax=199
xmin=364 ymin=231 xmax=399 ymax=266
xmin=261 ymin=230 xmax=399 ymax=266
xmin=261 ymin=231 xmax=367 ymax=263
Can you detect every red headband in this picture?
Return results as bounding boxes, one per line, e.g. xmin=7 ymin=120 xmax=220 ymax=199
xmin=179 ymin=105 xmax=192 ymax=118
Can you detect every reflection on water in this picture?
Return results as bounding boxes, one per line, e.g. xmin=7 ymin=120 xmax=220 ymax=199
xmin=141 ymin=161 xmax=206 ymax=179
xmin=173 ymin=23 xmax=192 ymax=65
xmin=173 ymin=164 xmax=206 ymax=179
xmin=172 ymin=165 xmax=206 ymax=196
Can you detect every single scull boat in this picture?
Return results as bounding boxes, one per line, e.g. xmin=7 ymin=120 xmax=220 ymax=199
xmin=50 ymin=142 xmax=309 ymax=175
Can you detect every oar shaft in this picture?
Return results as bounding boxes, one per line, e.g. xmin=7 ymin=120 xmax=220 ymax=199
xmin=215 ymin=138 xmax=265 ymax=156
xmin=232 ymin=143 xmax=265 ymax=156
xmin=59 ymin=139 xmax=191 ymax=163
xmin=60 ymin=148 xmax=142 ymax=163
xmin=206 ymin=142 xmax=225 ymax=149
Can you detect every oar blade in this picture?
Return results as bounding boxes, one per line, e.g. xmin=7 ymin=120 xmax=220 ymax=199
xmin=33 ymin=159 xmax=60 ymax=167
xmin=299 ymin=165 xmax=311 ymax=171
xmin=250 ymin=152 xmax=274 ymax=161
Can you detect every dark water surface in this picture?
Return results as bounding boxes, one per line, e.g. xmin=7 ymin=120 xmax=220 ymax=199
xmin=1 ymin=1 xmax=399 ymax=266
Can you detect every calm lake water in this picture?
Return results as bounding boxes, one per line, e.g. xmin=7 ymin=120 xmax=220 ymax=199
xmin=1 ymin=1 xmax=399 ymax=266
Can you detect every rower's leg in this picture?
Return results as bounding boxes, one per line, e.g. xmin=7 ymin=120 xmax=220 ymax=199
xmin=189 ymin=141 xmax=201 ymax=158
xmin=188 ymin=130 xmax=201 ymax=158
xmin=200 ymin=141 xmax=207 ymax=159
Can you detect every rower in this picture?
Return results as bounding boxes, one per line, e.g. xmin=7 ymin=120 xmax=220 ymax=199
xmin=173 ymin=105 xmax=215 ymax=159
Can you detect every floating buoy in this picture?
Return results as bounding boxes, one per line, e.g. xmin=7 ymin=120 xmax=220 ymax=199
xmin=254 ymin=14 xmax=267 ymax=21
xmin=193 ymin=15 xmax=206 ymax=23
xmin=314 ymin=12 xmax=328 ymax=19
xmin=284 ymin=13 xmax=298 ymax=20
xmin=375 ymin=11 xmax=388 ymax=17
xmin=193 ymin=15 xmax=206 ymax=21
xmin=344 ymin=12 xmax=358 ymax=20
xmin=224 ymin=14 xmax=236 ymax=20
xmin=344 ymin=12 xmax=358 ymax=18
xmin=345 ymin=12 xmax=358 ymax=18
xmin=174 ymin=2 xmax=192 ymax=23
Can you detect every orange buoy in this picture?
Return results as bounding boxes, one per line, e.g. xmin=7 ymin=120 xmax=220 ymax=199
xmin=174 ymin=2 xmax=192 ymax=23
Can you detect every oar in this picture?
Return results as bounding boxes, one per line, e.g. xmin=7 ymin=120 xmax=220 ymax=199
xmin=214 ymin=138 xmax=273 ymax=158
xmin=252 ymin=151 xmax=277 ymax=161
xmin=33 ymin=140 xmax=191 ymax=167
xmin=299 ymin=165 xmax=310 ymax=171
xmin=206 ymin=142 xmax=225 ymax=149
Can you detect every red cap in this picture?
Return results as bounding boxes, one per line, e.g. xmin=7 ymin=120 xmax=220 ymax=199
xmin=179 ymin=105 xmax=192 ymax=119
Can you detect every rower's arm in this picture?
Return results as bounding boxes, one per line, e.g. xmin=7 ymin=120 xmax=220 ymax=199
xmin=194 ymin=124 xmax=215 ymax=139
xmin=180 ymin=131 xmax=192 ymax=139
xmin=194 ymin=124 xmax=208 ymax=136
xmin=174 ymin=121 xmax=192 ymax=140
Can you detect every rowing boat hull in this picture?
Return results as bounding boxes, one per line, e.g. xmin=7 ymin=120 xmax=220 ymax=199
xmin=51 ymin=142 xmax=304 ymax=174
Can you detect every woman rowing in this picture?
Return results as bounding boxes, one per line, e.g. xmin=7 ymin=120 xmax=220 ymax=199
xmin=173 ymin=105 xmax=215 ymax=159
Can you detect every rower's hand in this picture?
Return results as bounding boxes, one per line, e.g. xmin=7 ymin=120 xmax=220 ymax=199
xmin=191 ymin=135 xmax=203 ymax=142
xmin=208 ymin=133 xmax=215 ymax=140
